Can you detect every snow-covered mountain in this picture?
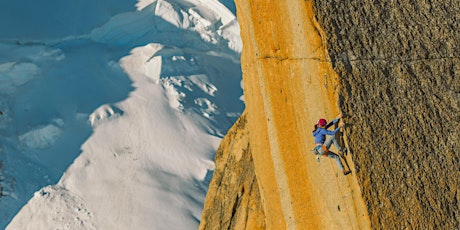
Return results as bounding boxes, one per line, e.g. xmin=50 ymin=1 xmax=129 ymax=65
xmin=0 ymin=0 xmax=243 ymax=229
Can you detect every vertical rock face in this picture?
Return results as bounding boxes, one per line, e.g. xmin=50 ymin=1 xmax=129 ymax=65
xmin=201 ymin=0 xmax=459 ymax=229
xmin=199 ymin=113 xmax=265 ymax=230
xmin=203 ymin=0 xmax=371 ymax=229
xmin=232 ymin=0 xmax=372 ymax=229
xmin=313 ymin=1 xmax=460 ymax=229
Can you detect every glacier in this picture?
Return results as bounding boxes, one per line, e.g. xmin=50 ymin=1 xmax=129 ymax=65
xmin=0 ymin=0 xmax=242 ymax=229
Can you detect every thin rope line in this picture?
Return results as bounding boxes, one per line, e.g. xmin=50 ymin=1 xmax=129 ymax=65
xmin=327 ymin=152 xmax=355 ymax=229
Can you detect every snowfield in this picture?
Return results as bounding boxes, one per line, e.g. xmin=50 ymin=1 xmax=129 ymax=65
xmin=0 ymin=0 xmax=242 ymax=229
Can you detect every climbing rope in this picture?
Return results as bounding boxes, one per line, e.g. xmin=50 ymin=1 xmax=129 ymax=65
xmin=327 ymin=156 xmax=355 ymax=229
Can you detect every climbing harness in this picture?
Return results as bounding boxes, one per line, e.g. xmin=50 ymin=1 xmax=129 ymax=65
xmin=312 ymin=144 xmax=329 ymax=156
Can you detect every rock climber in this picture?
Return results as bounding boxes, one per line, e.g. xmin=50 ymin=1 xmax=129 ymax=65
xmin=312 ymin=113 xmax=351 ymax=176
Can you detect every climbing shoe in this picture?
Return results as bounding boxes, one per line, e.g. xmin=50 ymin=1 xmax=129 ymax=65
xmin=343 ymin=170 xmax=352 ymax=176
xmin=339 ymin=148 xmax=347 ymax=157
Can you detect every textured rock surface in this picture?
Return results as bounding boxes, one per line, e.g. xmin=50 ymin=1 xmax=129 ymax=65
xmin=201 ymin=0 xmax=459 ymax=229
xmin=200 ymin=113 xmax=265 ymax=230
xmin=201 ymin=0 xmax=370 ymax=229
xmin=313 ymin=1 xmax=460 ymax=229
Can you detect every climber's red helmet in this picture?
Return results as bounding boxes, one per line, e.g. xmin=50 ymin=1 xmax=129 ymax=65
xmin=317 ymin=118 xmax=327 ymax=127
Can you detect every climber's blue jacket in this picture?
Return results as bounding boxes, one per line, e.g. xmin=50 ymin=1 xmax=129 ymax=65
xmin=312 ymin=118 xmax=340 ymax=144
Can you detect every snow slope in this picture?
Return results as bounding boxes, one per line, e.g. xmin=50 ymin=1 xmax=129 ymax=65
xmin=0 ymin=0 xmax=242 ymax=229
